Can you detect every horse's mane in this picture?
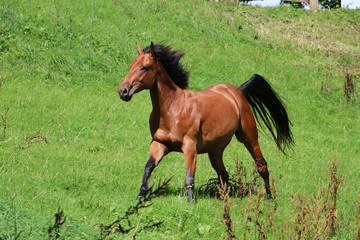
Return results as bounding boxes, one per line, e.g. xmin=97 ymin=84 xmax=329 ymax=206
xmin=143 ymin=43 xmax=189 ymax=89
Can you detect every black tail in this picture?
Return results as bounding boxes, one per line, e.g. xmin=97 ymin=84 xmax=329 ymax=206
xmin=240 ymin=74 xmax=294 ymax=153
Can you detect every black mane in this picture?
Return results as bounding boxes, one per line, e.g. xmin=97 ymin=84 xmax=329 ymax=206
xmin=143 ymin=43 xmax=189 ymax=89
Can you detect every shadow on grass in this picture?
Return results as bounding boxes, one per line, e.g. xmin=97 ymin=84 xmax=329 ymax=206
xmin=152 ymin=161 xmax=262 ymax=200
xmin=156 ymin=177 xmax=261 ymax=200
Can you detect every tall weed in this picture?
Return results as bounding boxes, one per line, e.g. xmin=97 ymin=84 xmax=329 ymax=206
xmin=217 ymin=158 xmax=344 ymax=239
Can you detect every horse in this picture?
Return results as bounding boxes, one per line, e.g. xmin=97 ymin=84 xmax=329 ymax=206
xmin=118 ymin=42 xmax=293 ymax=202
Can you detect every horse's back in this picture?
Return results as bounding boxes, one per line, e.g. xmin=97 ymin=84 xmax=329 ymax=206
xmin=197 ymin=83 xmax=248 ymax=113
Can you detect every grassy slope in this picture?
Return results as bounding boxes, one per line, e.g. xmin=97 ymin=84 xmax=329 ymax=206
xmin=1 ymin=0 xmax=359 ymax=239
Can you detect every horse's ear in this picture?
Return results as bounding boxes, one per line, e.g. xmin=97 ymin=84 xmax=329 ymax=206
xmin=136 ymin=44 xmax=144 ymax=55
xmin=150 ymin=42 xmax=156 ymax=58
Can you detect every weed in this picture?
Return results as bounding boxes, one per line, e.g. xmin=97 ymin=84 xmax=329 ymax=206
xmin=327 ymin=158 xmax=343 ymax=235
xmin=198 ymin=160 xmax=260 ymax=198
xmin=213 ymin=162 xmax=279 ymax=240
xmin=217 ymin=158 xmax=344 ymax=239
xmin=19 ymin=130 xmax=50 ymax=149
xmin=282 ymin=158 xmax=343 ymax=239
xmin=0 ymin=197 xmax=24 ymax=240
xmin=1 ymin=107 xmax=10 ymax=141
xmin=48 ymin=208 xmax=66 ymax=239
xmin=242 ymin=186 xmax=274 ymax=240
xmin=235 ymin=160 xmax=261 ymax=198
xmin=344 ymin=72 xmax=355 ymax=102
xmin=98 ymin=178 xmax=171 ymax=239
xmin=10 ymin=210 xmax=22 ymax=240
xmin=0 ymin=75 xmax=4 ymax=93
xmin=267 ymin=177 xmax=278 ymax=236
xmin=217 ymin=179 xmax=236 ymax=239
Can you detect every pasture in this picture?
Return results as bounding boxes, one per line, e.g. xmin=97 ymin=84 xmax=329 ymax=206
xmin=0 ymin=0 xmax=359 ymax=239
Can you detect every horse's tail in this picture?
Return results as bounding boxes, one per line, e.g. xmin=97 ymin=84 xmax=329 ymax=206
xmin=240 ymin=74 xmax=294 ymax=153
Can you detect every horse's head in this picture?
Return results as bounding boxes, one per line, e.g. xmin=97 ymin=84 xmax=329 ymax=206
xmin=118 ymin=42 xmax=157 ymax=101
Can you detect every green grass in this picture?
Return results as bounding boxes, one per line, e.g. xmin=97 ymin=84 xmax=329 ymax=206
xmin=1 ymin=0 xmax=359 ymax=239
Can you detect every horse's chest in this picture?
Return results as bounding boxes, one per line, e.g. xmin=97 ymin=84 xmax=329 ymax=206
xmin=152 ymin=118 xmax=197 ymax=150
xmin=153 ymin=128 xmax=183 ymax=151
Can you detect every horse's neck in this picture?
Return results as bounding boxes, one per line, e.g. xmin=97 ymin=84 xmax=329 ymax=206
xmin=150 ymin=69 xmax=182 ymax=118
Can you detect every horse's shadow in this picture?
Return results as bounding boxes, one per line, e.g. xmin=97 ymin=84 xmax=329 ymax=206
xmin=153 ymin=177 xmax=261 ymax=200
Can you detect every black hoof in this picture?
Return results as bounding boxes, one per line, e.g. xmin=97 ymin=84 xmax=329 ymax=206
xmin=187 ymin=187 xmax=195 ymax=203
xmin=137 ymin=186 xmax=148 ymax=201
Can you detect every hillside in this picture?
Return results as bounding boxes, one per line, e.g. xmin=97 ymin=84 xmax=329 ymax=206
xmin=1 ymin=0 xmax=359 ymax=239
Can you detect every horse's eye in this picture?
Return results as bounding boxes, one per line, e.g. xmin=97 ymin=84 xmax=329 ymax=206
xmin=141 ymin=66 xmax=149 ymax=72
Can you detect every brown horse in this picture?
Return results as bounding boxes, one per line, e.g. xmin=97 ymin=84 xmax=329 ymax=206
xmin=118 ymin=42 xmax=293 ymax=202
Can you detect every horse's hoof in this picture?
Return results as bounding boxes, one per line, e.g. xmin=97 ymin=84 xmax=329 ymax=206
xmin=187 ymin=187 xmax=195 ymax=203
xmin=187 ymin=195 xmax=195 ymax=203
xmin=137 ymin=186 xmax=148 ymax=201
xmin=266 ymin=193 xmax=273 ymax=201
xmin=137 ymin=195 xmax=144 ymax=201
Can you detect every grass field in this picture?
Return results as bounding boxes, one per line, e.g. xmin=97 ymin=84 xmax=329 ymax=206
xmin=1 ymin=0 xmax=359 ymax=239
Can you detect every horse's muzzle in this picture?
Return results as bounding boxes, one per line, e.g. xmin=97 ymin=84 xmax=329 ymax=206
xmin=118 ymin=86 xmax=132 ymax=102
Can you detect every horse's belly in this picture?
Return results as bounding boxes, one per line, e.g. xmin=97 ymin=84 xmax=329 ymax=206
xmin=196 ymin=126 xmax=236 ymax=153
xmin=196 ymin=106 xmax=239 ymax=152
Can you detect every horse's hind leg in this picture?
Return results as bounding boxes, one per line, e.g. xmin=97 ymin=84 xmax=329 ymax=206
xmin=244 ymin=141 xmax=272 ymax=199
xmin=208 ymin=148 xmax=229 ymax=187
xmin=236 ymin=129 xmax=273 ymax=199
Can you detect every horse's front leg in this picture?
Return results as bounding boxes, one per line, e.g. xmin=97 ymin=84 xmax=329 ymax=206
xmin=137 ymin=141 xmax=168 ymax=200
xmin=182 ymin=139 xmax=197 ymax=203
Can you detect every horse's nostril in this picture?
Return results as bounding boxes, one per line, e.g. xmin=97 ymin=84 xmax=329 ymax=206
xmin=123 ymin=87 xmax=128 ymax=95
